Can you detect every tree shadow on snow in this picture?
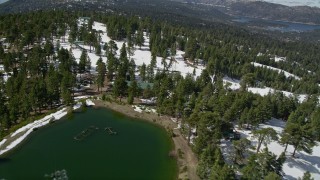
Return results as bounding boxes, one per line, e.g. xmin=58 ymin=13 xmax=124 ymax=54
xmin=284 ymin=174 xmax=296 ymax=180
xmin=286 ymin=152 xmax=320 ymax=175
xmin=263 ymin=118 xmax=286 ymax=129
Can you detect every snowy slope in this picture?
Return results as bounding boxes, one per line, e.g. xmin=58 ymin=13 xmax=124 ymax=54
xmin=223 ymin=76 xmax=241 ymax=90
xmin=222 ymin=76 xmax=307 ymax=103
xmin=274 ymin=56 xmax=286 ymax=62
xmin=221 ymin=118 xmax=320 ymax=179
xmin=251 ymin=62 xmax=301 ymax=80
xmin=235 ymin=118 xmax=320 ymax=179
xmin=76 ymin=21 xmax=205 ymax=77
xmin=248 ymin=87 xmax=307 ymax=103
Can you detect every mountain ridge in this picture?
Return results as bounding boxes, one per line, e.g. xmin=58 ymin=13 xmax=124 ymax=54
xmin=1 ymin=0 xmax=320 ymax=25
xmin=174 ymin=0 xmax=320 ymax=24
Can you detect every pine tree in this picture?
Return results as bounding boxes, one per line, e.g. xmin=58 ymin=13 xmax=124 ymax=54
xmin=197 ymin=146 xmax=215 ymax=179
xmin=232 ymin=138 xmax=251 ymax=165
xmin=299 ymin=171 xmax=314 ymax=180
xmin=136 ymin=28 xmax=144 ymax=49
xmin=253 ymin=128 xmax=278 ymax=153
xmin=118 ymin=43 xmax=129 ymax=78
xmin=285 ymin=104 xmax=316 ymax=157
xmin=96 ymin=57 xmax=106 ymax=93
xmin=140 ymin=63 xmax=146 ymax=81
xmin=264 ymin=172 xmax=281 ymax=180
xmin=107 ymin=52 xmax=116 ymax=81
xmin=243 ymin=148 xmax=285 ymax=179
xmin=311 ymin=108 xmax=320 ymax=141
xmin=79 ymin=49 xmax=87 ymax=74
xmin=113 ymin=76 xmax=127 ymax=101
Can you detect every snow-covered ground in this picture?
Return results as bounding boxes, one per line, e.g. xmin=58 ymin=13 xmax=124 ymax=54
xmin=57 ymin=21 xmax=206 ymax=78
xmin=222 ymin=118 xmax=320 ymax=179
xmin=248 ymin=119 xmax=319 ymax=179
xmin=86 ymin=99 xmax=95 ymax=106
xmin=252 ymin=62 xmax=300 ymax=80
xmin=93 ymin=22 xmax=205 ymax=77
xmin=223 ymin=76 xmax=241 ymax=90
xmin=274 ymin=56 xmax=286 ymax=62
xmin=261 ymin=0 xmax=320 ymax=7
xmin=132 ymin=105 xmax=156 ymax=113
xmin=248 ymin=87 xmax=307 ymax=103
xmin=222 ymin=75 xmax=307 ymax=103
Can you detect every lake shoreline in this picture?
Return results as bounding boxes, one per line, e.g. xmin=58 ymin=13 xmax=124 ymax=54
xmin=0 ymin=99 xmax=90 ymax=156
xmin=93 ymin=99 xmax=200 ymax=180
xmin=0 ymin=107 xmax=69 ymax=156
xmin=0 ymin=98 xmax=199 ymax=180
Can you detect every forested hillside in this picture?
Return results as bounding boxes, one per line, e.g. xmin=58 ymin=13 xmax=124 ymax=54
xmin=0 ymin=11 xmax=320 ymax=179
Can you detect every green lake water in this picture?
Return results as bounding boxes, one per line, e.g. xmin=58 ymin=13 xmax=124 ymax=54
xmin=0 ymin=108 xmax=177 ymax=179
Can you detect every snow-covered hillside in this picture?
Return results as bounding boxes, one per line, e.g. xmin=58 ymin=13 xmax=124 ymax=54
xmin=251 ymin=62 xmax=301 ymax=80
xmin=1 ymin=20 xmax=309 ymax=103
xmin=248 ymin=87 xmax=307 ymax=103
xmin=221 ymin=118 xmax=320 ymax=179
xmin=222 ymin=76 xmax=307 ymax=103
xmin=59 ymin=21 xmax=205 ymax=78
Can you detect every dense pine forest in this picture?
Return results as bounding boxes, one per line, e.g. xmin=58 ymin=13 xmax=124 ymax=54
xmin=0 ymin=11 xmax=320 ymax=179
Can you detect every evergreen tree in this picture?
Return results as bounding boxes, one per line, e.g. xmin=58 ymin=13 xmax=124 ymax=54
xmin=113 ymin=76 xmax=127 ymax=101
xmin=140 ymin=63 xmax=146 ymax=81
xmin=197 ymin=146 xmax=215 ymax=179
xmin=285 ymin=102 xmax=316 ymax=157
xmin=299 ymin=171 xmax=314 ymax=180
xmin=96 ymin=57 xmax=106 ymax=92
xmin=107 ymin=51 xmax=116 ymax=81
xmin=242 ymin=148 xmax=285 ymax=179
xmin=136 ymin=28 xmax=144 ymax=49
xmin=232 ymin=138 xmax=251 ymax=165
xmin=253 ymin=128 xmax=278 ymax=153
xmin=264 ymin=172 xmax=281 ymax=180
xmin=79 ymin=49 xmax=87 ymax=75
xmin=209 ymin=148 xmax=236 ymax=180
xmin=118 ymin=43 xmax=129 ymax=78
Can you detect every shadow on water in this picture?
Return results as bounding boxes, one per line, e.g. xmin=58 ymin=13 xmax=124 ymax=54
xmin=0 ymin=158 xmax=11 ymax=164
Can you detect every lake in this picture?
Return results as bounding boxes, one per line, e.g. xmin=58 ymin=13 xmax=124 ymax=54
xmin=233 ymin=17 xmax=320 ymax=32
xmin=0 ymin=108 xmax=177 ymax=179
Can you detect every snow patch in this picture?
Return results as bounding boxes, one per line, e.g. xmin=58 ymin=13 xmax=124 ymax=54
xmin=248 ymin=87 xmax=307 ymax=103
xmin=274 ymin=56 xmax=286 ymax=62
xmin=252 ymin=62 xmax=300 ymax=80
xmin=233 ymin=118 xmax=320 ymax=179
xmin=0 ymin=139 xmax=7 ymax=147
xmin=132 ymin=105 xmax=143 ymax=113
xmin=0 ymin=108 xmax=68 ymax=156
xmin=85 ymin=99 xmax=95 ymax=106
xmin=223 ymin=76 xmax=241 ymax=90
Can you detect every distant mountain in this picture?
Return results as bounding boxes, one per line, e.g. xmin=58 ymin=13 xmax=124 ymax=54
xmin=1 ymin=0 xmax=320 ymax=25
xmin=229 ymin=1 xmax=320 ymax=24
xmin=174 ymin=0 xmax=320 ymax=24
xmin=0 ymin=0 xmax=231 ymax=24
